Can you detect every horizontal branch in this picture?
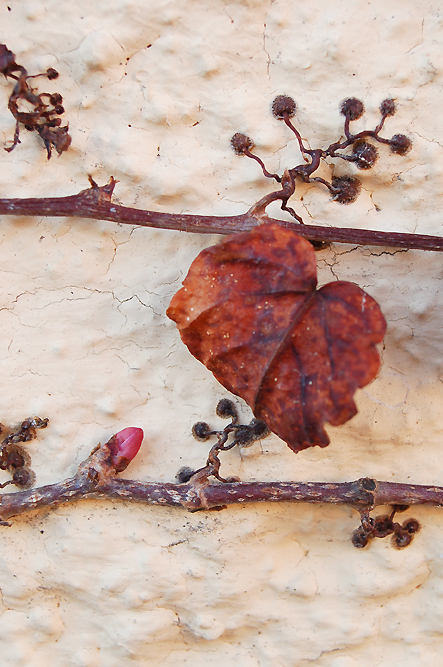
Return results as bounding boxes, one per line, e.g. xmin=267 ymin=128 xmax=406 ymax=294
xmin=0 ymin=177 xmax=442 ymax=251
xmin=1 ymin=457 xmax=443 ymax=522
xmin=0 ymin=429 xmax=435 ymax=548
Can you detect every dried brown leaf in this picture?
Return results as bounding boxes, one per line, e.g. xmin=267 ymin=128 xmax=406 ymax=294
xmin=167 ymin=223 xmax=386 ymax=452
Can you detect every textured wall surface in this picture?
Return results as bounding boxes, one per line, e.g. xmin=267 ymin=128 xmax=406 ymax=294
xmin=1 ymin=1 xmax=443 ymax=665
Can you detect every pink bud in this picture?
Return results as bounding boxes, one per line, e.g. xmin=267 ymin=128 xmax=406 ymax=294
xmin=107 ymin=427 xmax=144 ymax=473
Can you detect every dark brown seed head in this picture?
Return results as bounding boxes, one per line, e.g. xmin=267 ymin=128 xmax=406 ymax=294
xmin=351 ymin=527 xmax=371 ymax=548
xmin=249 ymin=418 xmax=270 ymax=440
xmin=380 ymin=98 xmax=396 ymax=117
xmin=234 ymin=425 xmax=255 ymax=446
xmin=231 ymin=133 xmax=254 ymax=155
xmin=216 ymin=398 xmax=238 ymax=421
xmin=46 ymin=68 xmax=59 ymax=80
xmin=12 ymin=467 xmax=36 ymax=489
xmin=392 ymin=529 xmax=413 ymax=549
xmin=389 ymin=134 xmax=412 ymax=155
xmin=49 ymin=93 xmax=63 ymax=105
xmin=340 ymin=97 xmax=365 ymax=120
xmin=402 ymin=518 xmax=420 ymax=534
xmin=271 ymin=95 xmax=297 ymax=119
xmin=191 ymin=422 xmax=212 ymax=441
xmin=331 ymin=175 xmax=361 ymax=204
xmin=352 ymin=140 xmax=378 ymax=170
xmin=175 ymin=466 xmax=195 ymax=483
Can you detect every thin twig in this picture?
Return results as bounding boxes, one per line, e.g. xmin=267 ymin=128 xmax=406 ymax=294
xmin=0 ymin=177 xmax=442 ymax=251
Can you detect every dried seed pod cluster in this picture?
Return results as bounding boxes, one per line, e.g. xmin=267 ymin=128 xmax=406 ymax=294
xmin=0 ymin=44 xmax=71 ymax=158
xmin=232 ymin=95 xmax=411 ymax=221
xmin=352 ymin=506 xmax=420 ymax=549
xmin=0 ymin=417 xmax=48 ymax=490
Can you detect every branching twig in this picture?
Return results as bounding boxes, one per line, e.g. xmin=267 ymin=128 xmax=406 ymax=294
xmin=0 ymin=176 xmax=442 ymax=251
xmin=0 ymin=444 xmax=436 ymax=549
xmin=0 ymin=410 xmax=432 ymax=550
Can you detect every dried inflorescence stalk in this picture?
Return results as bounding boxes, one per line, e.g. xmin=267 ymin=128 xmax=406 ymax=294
xmin=232 ymin=95 xmax=411 ymax=222
xmin=0 ymin=44 xmax=71 ymax=158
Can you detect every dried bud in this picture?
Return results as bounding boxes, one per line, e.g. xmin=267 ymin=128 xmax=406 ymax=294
xmin=191 ymin=421 xmax=212 ymax=441
xmin=107 ymin=427 xmax=144 ymax=473
xmin=352 ymin=140 xmax=378 ymax=170
xmin=54 ymin=105 xmax=65 ymax=115
xmin=271 ymin=95 xmax=297 ymax=119
xmin=216 ymin=398 xmax=238 ymax=421
xmin=331 ymin=175 xmax=361 ymax=204
xmin=340 ymin=97 xmax=365 ymax=121
xmin=231 ymin=133 xmax=254 ymax=155
xmin=379 ymin=98 xmax=396 ymax=117
xmin=389 ymin=134 xmax=412 ymax=155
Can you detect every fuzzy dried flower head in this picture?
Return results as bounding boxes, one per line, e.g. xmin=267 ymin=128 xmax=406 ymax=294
xmin=380 ymin=98 xmax=396 ymax=117
xmin=231 ymin=133 xmax=254 ymax=155
xmin=331 ymin=175 xmax=361 ymax=204
xmin=352 ymin=140 xmax=378 ymax=170
xmin=389 ymin=133 xmax=412 ymax=155
xmin=271 ymin=95 xmax=297 ymax=119
xmin=340 ymin=97 xmax=365 ymax=120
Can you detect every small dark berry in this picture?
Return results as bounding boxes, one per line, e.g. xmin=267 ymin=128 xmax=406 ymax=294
xmin=231 ymin=133 xmax=254 ymax=155
xmin=331 ymin=175 xmax=361 ymax=204
xmin=340 ymin=97 xmax=365 ymax=121
xmin=54 ymin=105 xmax=65 ymax=115
xmin=351 ymin=527 xmax=371 ymax=548
xmin=216 ymin=398 xmax=238 ymax=422
xmin=380 ymin=98 xmax=396 ymax=116
xmin=46 ymin=68 xmax=59 ymax=80
xmin=271 ymin=95 xmax=297 ymax=119
xmin=4 ymin=444 xmax=31 ymax=469
xmin=392 ymin=528 xmax=413 ymax=549
xmin=352 ymin=140 xmax=378 ymax=170
xmin=392 ymin=504 xmax=410 ymax=513
xmin=175 ymin=466 xmax=195 ymax=483
xmin=402 ymin=518 xmax=420 ymax=534
xmin=373 ymin=514 xmax=393 ymax=538
xmin=12 ymin=467 xmax=35 ymax=489
xmin=234 ymin=425 xmax=255 ymax=446
xmin=191 ymin=422 xmax=212 ymax=441
xmin=249 ymin=418 xmax=270 ymax=440
xmin=49 ymin=93 xmax=63 ymax=105
xmin=389 ymin=134 xmax=412 ymax=155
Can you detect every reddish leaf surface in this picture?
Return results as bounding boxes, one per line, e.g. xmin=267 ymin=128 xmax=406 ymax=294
xmin=167 ymin=223 xmax=386 ymax=452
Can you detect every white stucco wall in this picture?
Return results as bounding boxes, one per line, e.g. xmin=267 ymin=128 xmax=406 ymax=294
xmin=1 ymin=1 xmax=443 ymax=665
